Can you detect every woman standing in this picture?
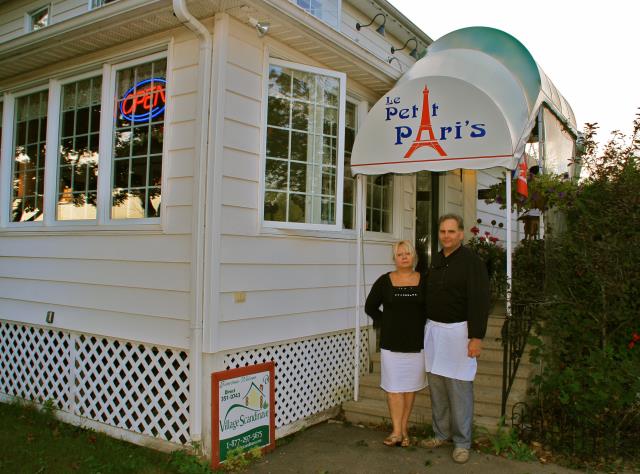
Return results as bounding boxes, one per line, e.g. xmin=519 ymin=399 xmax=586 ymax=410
xmin=365 ymin=240 xmax=428 ymax=447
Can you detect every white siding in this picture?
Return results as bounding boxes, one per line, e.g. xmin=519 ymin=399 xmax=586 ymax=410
xmin=442 ymin=170 xmax=464 ymax=217
xmin=212 ymin=19 xmax=403 ymax=351
xmin=341 ymin=2 xmax=415 ymax=74
xmin=0 ymin=0 xmax=88 ymax=42
xmin=0 ymin=30 xmax=201 ymax=349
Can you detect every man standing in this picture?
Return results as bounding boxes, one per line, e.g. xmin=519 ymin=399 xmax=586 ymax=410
xmin=421 ymin=214 xmax=490 ymax=463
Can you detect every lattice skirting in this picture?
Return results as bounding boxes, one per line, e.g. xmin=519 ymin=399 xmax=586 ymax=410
xmin=0 ymin=320 xmax=190 ymax=445
xmin=223 ymin=329 xmax=370 ymax=428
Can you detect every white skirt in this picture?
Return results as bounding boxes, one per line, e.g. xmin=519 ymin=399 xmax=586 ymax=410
xmin=424 ymin=320 xmax=477 ymax=381
xmin=380 ymin=349 xmax=428 ymax=393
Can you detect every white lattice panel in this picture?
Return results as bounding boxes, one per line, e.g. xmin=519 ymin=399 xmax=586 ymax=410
xmin=0 ymin=321 xmax=190 ymax=445
xmin=223 ymin=330 xmax=369 ymax=428
xmin=0 ymin=322 xmax=73 ymax=411
xmin=74 ymin=335 xmax=190 ymax=444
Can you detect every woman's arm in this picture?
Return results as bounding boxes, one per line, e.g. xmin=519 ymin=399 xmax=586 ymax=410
xmin=364 ymin=275 xmax=386 ymax=325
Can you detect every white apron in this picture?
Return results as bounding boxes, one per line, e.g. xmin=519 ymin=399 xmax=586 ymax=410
xmin=424 ymin=319 xmax=477 ymax=382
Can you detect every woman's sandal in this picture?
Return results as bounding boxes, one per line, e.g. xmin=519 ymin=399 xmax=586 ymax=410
xmin=383 ymin=434 xmax=403 ymax=446
xmin=401 ymin=436 xmax=411 ymax=447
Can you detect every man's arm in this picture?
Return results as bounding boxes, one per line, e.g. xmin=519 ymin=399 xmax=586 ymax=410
xmin=467 ymin=253 xmax=490 ymax=356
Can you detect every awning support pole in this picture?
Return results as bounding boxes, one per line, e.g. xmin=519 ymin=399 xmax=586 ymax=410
xmin=354 ymin=174 xmax=365 ymax=401
xmin=506 ymin=175 xmax=512 ymax=318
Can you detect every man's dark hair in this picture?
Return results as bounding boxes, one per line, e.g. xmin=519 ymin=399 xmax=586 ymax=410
xmin=438 ymin=213 xmax=464 ymax=230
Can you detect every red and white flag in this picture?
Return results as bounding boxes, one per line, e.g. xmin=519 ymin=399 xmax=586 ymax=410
xmin=516 ymin=160 xmax=528 ymax=197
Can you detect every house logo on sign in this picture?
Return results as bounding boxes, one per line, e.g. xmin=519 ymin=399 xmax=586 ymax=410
xmin=384 ymin=83 xmax=487 ymax=158
xmin=219 ymin=382 xmax=269 ymax=433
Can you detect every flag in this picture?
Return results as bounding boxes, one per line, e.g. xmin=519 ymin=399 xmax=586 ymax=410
xmin=517 ymin=160 xmax=528 ymax=197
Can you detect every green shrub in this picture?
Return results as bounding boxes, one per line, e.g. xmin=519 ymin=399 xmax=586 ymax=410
xmin=521 ymin=117 xmax=640 ymax=464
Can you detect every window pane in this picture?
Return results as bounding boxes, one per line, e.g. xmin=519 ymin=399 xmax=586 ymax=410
xmin=266 ymin=127 xmax=289 ymax=159
xmin=265 ymin=159 xmax=287 ymax=191
xmin=57 ymin=76 xmax=101 ymax=220
xmin=112 ymin=58 xmax=166 ymax=219
xmin=264 ymin=191 xmax=286 ymax=221
xmin=365 ymin=174 xmax=393 ymax=233
xmin=267 ymin=97 xmax=289 ymax=127
xmin=264 ymin=63 xmax=341 ymax=225
xmin=30 ymin=7 xmax=49 ymax=31
xmin=11 ymin=91 xmax=47 ymax=222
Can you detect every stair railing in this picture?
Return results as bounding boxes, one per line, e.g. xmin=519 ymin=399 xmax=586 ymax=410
xmin=500 ymin=302 xmax=535 ymax=417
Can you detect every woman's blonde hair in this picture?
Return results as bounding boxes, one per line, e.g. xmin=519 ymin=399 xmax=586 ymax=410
xmin=392 ymin=240 xmax=416 ymax=267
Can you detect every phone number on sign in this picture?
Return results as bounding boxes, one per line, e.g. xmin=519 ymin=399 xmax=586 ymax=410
xmin=225 ymin=431 xmax=263 ymax=450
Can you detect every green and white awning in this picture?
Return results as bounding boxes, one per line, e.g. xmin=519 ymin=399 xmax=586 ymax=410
xmin=351 ymin=26 xmax=576 ymax=175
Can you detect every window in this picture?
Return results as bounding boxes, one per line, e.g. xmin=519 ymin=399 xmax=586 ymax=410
xmin=11 ymin=90 xmax=48 ymax=222
xmin=295 ymin=0 xmax=339 ymax=29
xmin=28 ymin=6 xmax=50 ymax=31
xmin=263 ymin=61 xmax=344 ymax=227
xmin=342 ymin=101 xmax=356 ymax=229
xmin=366 ymin=174 xmax=393 ymax=233
xmin=112 ymin=58 xmax=166 ymax=219
xmin=90 ymin=0 xmax=118 ymax=9
xmin=57 ymin=76 xmax=102 ymax=220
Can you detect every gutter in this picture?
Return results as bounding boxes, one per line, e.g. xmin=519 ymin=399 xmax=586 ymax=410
xmin=172 ymin=0 xmax=211 ymax=448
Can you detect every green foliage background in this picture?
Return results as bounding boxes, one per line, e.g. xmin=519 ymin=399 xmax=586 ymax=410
xmin=513 ymin=116 xmax=640 ymax=463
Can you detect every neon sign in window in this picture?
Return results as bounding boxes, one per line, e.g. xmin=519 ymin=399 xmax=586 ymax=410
xmin=119 ymin=78 xmax=166 ymax=124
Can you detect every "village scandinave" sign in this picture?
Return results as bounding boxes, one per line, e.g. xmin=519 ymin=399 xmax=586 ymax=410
xmin=211 ymin=362 xmax=276 ymax=467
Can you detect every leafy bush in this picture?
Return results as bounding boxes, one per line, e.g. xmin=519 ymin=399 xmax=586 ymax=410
xmin=467 ymin=226 xmax=506 ymax=308
xmin=522 ymin=116 xmax=640 ymax=464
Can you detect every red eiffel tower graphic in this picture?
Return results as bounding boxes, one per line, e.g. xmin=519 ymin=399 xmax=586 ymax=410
xmin=404 ymin=85 xmax=447 ymax=159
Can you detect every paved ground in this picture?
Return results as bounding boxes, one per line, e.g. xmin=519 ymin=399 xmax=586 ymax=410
xmin=249 ymin=421 xmax=580 ymax=474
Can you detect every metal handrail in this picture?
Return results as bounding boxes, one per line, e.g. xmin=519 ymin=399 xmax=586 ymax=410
xmin=500 ymin=303 xmax=534 ymax=417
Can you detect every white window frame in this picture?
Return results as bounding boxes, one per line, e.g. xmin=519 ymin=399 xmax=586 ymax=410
xmin=0 ymin=50 xmax=170 ymax=230
xmin=101 ymin=51 xmax=169 ymax=225
xmin=25 ymin=5 xmax=51 ymax=32
xmin=88 ymin=0 xmax=117 ymax=10
xmin=293 ymin=0 xmax=342 ymax=31
xmin=47 ymin=70 xmax=105 ymax=226
xmin=0 ymin=85 xmax=52 ymax=228
xmin=260 ymin=57 xmax=346 ymax=232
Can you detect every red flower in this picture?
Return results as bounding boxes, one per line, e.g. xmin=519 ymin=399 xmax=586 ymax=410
xmin=628 ymin=332 xmax=640 ymax=350
xmin=489 ymin=236 xmax=499 ymax=243
xmin=485 ymin=231 xmax=491 ymax=237
xmin=470 ymin=226 xmax=480 ymax=235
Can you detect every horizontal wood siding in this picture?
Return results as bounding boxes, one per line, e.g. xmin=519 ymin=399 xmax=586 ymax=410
xmin=0 ymin=0 xmax=88 ymax=42
xmin=341 ymin=2 xmax=415 ymax=74
xmin=213 ymin=21 xmax=400 ymax=350
xmin=0 ymin=30 xmax=200 ymax=349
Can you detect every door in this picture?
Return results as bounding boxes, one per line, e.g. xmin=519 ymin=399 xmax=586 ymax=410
xmin=415 ymin=171 xmax=439 ymax=274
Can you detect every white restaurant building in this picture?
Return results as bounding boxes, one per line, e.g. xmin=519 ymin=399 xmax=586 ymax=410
xmin=0 ymin=0 xmax=575 ymax=455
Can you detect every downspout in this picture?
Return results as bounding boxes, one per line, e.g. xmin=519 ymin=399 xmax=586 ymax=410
xmin=172 ymin=0 xmax=212 ymax=448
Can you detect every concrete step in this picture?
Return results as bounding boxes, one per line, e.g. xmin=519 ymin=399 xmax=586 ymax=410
xmin=343 ymin=398 xmax=502 ymax=433
xmin=356 ymin=374 xmax=524 ymax=417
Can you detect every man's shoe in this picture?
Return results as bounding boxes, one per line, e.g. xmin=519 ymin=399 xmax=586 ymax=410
xmin=420 ymin=437 xmax=449 ymax=449
xmin=452 ymin=447 xmax=470 ymax=464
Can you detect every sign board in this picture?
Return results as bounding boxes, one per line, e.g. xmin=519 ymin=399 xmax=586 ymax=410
xmin=211 ymin=362 xmax=275 ymax=468
xmin=119 ymin=77 xmax=166 ymax=123
xmin=351 ymin=76 xmax=514 ymax=175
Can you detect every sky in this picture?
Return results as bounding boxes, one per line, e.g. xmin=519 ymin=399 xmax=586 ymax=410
xmin=388 ymin=0 xmax=639 ymax=144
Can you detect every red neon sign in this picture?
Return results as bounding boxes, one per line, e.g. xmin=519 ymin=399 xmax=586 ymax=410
xmin=120 ymin=78 xmax=166 ymax=123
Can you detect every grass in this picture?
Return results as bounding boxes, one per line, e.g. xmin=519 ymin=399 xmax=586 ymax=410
xmin=0 ymin=401 xmax=216 ymax=474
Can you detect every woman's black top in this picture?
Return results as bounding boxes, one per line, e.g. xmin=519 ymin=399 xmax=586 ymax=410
xmin=364 ymin=272 xmax=427 ymax=353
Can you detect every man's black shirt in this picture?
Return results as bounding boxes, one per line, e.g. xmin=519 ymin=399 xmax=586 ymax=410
xmin=425 ymin=245 xmax=490 ymax=339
